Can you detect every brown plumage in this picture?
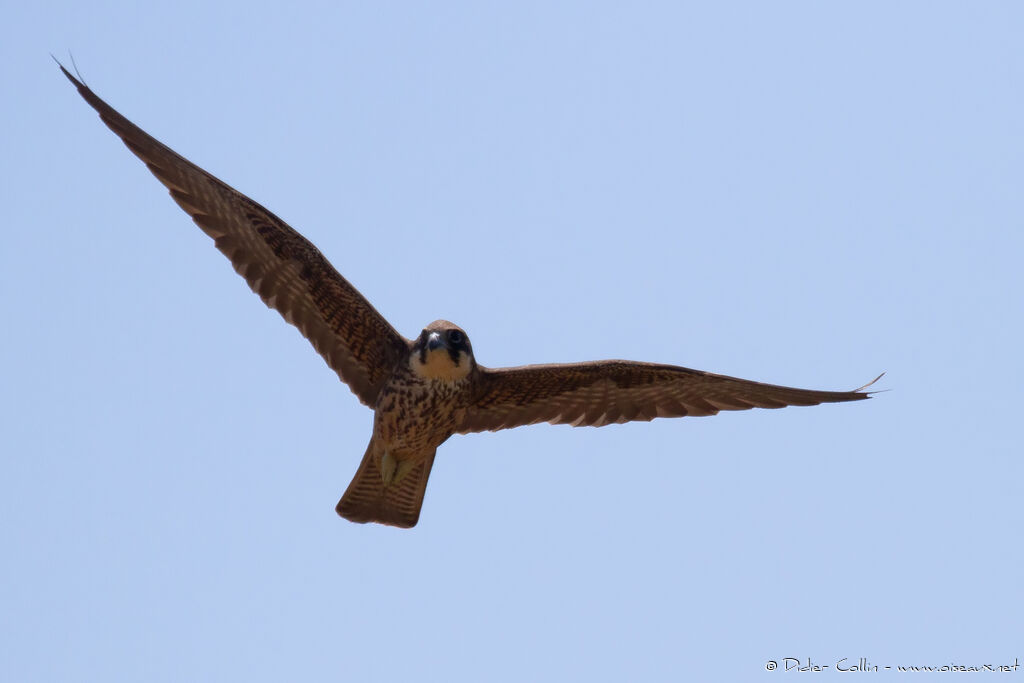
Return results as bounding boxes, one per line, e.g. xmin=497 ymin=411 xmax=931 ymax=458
xmin=60 ymin=64 xmax=879 ymax=529
xmin=337 ymin=440 xmax=436 ymax=529
xmin=460 ymin=362 xmax=880 ymax=432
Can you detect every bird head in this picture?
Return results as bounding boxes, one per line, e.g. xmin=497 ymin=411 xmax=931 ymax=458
xmin=410 ymin=320 xmax=475 ymax=381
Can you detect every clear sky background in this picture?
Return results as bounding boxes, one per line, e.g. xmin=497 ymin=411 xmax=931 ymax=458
xmin=3 ymin=2 xmax=1022 ymax=681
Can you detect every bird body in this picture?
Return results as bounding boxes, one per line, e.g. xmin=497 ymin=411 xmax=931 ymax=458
xmin=60 ymin=63 xmax=878 ymax=529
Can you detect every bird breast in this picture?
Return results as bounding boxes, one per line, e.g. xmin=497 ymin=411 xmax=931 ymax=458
xmin=373 ymin=369 xmax=469 ymax=456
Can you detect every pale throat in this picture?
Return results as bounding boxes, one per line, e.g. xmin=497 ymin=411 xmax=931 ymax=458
xmin=409 ymin=347 xmax=472 ymax=381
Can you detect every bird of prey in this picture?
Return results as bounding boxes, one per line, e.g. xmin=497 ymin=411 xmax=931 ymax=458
xmin=60 ymin=64 xmax=878 ymax=528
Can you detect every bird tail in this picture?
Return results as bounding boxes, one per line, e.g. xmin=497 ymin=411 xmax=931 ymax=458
xmin=336 ymin=439 xmax=436 ymax=529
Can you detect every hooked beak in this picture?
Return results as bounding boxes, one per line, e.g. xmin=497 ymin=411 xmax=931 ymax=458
xmin=426 ymin=332 xmax=446 ymax=351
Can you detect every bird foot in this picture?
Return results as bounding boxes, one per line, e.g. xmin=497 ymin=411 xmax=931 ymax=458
xmin=380 ymin=451 xmax=417 ymax=487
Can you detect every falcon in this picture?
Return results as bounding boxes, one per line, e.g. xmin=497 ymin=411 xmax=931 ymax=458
xmin=60 ymin=64 xmax=879 ymax=528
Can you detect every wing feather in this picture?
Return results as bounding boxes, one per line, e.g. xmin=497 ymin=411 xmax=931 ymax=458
xmin=458 ymin=361 xmax=877 ymax=433
xmin=61 ymin=66 xmax=408 ymax=405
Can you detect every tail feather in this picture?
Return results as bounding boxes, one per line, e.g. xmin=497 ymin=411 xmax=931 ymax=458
xmin=336 ymin=440 xmax=436 ymax=528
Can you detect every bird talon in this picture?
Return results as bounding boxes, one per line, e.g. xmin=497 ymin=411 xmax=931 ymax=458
xmin=380 ymin=451 xmax=397 ymax=486
xmin=379 ymin=451 xmax=418 ymax=487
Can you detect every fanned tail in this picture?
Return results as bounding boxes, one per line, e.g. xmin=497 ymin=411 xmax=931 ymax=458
xmin=336 ymin=439 xmax=436 ymax=529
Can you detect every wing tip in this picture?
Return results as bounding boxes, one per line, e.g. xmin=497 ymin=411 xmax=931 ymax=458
xmin=853 ymin=371 xmax=886 ymax=395
xmin=53 ymin=52 xmax=86 ymax=89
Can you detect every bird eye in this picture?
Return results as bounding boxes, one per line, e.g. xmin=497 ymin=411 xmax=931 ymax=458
xmin=448 ymin=330 xmax=464 ymax=345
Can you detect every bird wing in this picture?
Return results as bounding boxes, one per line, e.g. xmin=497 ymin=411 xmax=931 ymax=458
xmin=457 ymin=360 xmax=878 ymax=432
xmin=60 ymin=65 xmax=408 ymax=406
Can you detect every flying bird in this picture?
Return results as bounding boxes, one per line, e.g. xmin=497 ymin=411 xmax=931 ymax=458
xmin=60 ymin=64 xmax=878 ymax=528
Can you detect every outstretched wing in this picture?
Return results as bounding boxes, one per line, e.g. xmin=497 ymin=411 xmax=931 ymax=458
xmin=458 ymin=361 xmax=878 ymax=432
xmin=60 ymin=65 xmax=409 ymax=406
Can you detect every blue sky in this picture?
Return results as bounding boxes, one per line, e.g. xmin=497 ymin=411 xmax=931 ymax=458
xmin=3 ymin=2 xmax=1022 ymax=681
